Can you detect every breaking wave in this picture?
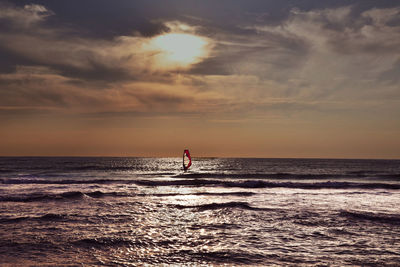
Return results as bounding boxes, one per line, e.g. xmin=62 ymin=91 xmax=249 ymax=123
xmin=0 ymin=190 xmax=255 ymax=203
xmin=0 ymin=191 xmax=127 ymax=202
xmin=0 ymin=178 xmax=122 ymax=184
xmin=2 ymin=177 xmax=399 ymax=190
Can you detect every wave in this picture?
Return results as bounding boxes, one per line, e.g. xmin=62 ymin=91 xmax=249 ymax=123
xmin=158 ymin=191 xmax=254 ymax=198
xmin=0 ymin=213 xmax=69 ymax=223
xmin=72 ymin=237 xmax=168 ymax=249
xmin=1 ymin=190 xmax=254 ymax=203
xmin=0 ymin=191 xmax=85 ymax=202
xmin=2 ymin=177 xmax=399 ymax=190
xmin=339 ymin=210 xmax=400 ymax=225
xmin=0 ymin=191 xmax=127 ymax=202
xmin=134 ymin=179 xmax=217 ymax=186
xmin=135 ymin=179 xmax=400 ymax=190
xmin=169 ymin=250 xmax=266 ymax=265
xmin=0 ymin=178 xmax=124 ymax=184
xmin=188 ymin=222 xmax=241 ymax=231
xmin=175 ymin=172 xmax=400 ymax=180
xmin=188 ymin=191 xmax=255 ymax=197
xmin=72 ymin=237 xmax=135 ymax=248
xmin=67 ymin=165 xmax=135 ymax=171
xmin=175 ymin=173 xmax=340 ymax=179
xmin=3 ymin=170 xmax=399 ymax=184
xmin=172 ymin=201 xmax=268 ymax=211
xmin=221 ymin=180 xmax=400 ymax=190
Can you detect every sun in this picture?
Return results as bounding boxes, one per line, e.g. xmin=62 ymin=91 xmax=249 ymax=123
xmin=148 ymin=33 xmax=210 ymax=69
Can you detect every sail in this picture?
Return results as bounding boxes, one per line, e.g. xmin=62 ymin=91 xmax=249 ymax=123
xmin=183 ymin=149 xmax=192 ymax=171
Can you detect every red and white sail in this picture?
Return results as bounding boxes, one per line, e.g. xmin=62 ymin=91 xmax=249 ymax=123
xmin=183 ymin=149 xmax=192 ymax=171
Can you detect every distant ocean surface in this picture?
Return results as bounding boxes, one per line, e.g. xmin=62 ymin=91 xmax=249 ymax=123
xmin=1 ymin=157 xmax=400 ymax=266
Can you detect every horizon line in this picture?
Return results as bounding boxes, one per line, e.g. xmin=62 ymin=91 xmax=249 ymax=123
xmin=0 ymin=155 xmax=399 ymax=160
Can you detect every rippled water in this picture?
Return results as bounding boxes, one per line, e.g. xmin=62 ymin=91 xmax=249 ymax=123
xmin=1 ymin=157 xmax=400 ymax=266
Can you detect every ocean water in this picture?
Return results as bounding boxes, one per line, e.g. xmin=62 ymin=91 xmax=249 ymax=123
xmin=1 ymin=157 xmax=400 ymax=266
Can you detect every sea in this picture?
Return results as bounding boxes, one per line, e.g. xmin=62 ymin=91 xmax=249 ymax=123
xmin=1 ymin=157 xmax=400 ymax=266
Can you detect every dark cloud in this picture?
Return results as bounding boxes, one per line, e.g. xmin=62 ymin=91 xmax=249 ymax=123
xmin=7 ymin=0 xmax=397 ymax=39
xmin=8 ymin=0 xmax=167 ymax=39
xmin=0 ymin=47 xmax=36 ymax=73
xmin=54 ymin=61 xmax=134 ymax=84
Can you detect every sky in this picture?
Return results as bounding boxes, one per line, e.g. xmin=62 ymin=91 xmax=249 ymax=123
xmin=0 ymin=0 xmax=399 ymax=158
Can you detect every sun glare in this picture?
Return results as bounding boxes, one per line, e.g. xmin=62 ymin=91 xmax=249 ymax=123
xmin=149 ymin=33 xmax=210 ymax=69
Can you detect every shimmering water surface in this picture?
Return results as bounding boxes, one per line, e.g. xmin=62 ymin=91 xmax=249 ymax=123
xmin=1 ymin=157 xmax=400 ymax=266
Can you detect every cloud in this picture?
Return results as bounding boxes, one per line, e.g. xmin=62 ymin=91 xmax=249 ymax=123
xmin=0 ymin=4 xmax=214 ymax=82
xmin=213 ymin=6 xmax=400 ymax=100
xmin=0 ymin=3 xmax=53 ymax=29
xmin=0 ymin=64 xmax=228 ymax=119
xmin=0 ymin=2 xmax=399 ymax=123
xmin=182 ymin=4 xmax=400 ymax=124
xmin=1 ymin=3 xmax=46 ymax=20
